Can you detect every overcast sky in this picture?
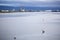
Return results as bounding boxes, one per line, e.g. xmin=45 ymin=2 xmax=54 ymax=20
xmin=0 ymin=0 xmax=60 ymax=2
xmin=0 ymin=0 xmax=60 ymax=7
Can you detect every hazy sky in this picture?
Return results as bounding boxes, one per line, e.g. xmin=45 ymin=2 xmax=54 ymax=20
xmin=1 ymin=0 xmax=60 ymax=2
xmin=0 ymin=0 xmax=60 ymax=7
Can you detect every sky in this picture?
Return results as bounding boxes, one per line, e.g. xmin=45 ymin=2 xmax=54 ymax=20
xmin=0 ymin=0 xmax=60 ymax=2
xmin=0 ymin=0 xmax=60 ymax=7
